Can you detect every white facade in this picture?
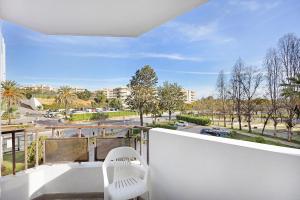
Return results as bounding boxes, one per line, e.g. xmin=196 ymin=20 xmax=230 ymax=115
xmin=99 ymin=88 xmax=114 ymax=99
xmin=0 ymin=31 xmax=6 ymax=82
xmin=182 ymin=89 xmax=196 ymax=103
xmin=99 ymin=87 xmax=130 ymax=100
xmin=1 ymin=128 xmax=300 ymax=200
xmin=149 ymin=128 xmax=300 ymax=200
xmin=22 ymin=84 xmax=55 ymax=92
xmin=113 ymin=87 xmax=130 ymax=101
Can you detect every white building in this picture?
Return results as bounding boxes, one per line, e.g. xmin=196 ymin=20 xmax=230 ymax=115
xmin=22 ymin=84 xmax=56 ymax=92
xmin=113 ymin=87 xmax=130 ymax=101
xmin=182 ymin=89 xmax=196 ymax=103
xmin=0 ymin=31 xmax=6 ymax=82
xmin=98 ymin=88 xmax=114 ymax=99
xmin=98 ymin=87 xmax=130 ymax=101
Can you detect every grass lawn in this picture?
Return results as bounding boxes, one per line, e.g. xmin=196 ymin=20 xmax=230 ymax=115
xmin=229 ymin=132 xmax=296 ymax=148
xmin=1 ymin=151 xmax=26 ymax=176
xmin=70 ymin=111 xmax=137 ymax=121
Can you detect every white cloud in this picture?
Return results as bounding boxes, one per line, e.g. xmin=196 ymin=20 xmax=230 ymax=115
xmin=21 ymin=76 xmax=129 ymax=83
xmin=158 ymin=69 xmax=231 ymax=75
xmin=25 ymin=33 xmax=127 ymax=48
xmin=164 ymin=21 xmax=235 ymax=44
xmin=66 ymin=52 xmax=202 ymax=61
xmin=228 ymin=0 xmax=281 ymax=12
xmin=193 ymin=85 xmax=216 ymax=98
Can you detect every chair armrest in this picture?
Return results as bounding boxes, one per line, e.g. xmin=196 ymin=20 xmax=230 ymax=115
xmin=102 ymin=164 xmax=110 ymax=188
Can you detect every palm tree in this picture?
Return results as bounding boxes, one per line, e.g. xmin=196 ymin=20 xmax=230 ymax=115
xmin=1 ymin=80 xmax=24 ymax=124
xmin=56 ymin=86 xmax=77 ymax=119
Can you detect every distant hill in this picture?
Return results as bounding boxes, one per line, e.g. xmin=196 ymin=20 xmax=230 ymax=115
xmin=37 ymin=98 xmax=92 ymax=108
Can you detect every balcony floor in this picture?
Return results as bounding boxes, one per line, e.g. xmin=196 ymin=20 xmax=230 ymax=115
xmin=32 ymin=193 xmax=104 ymax=200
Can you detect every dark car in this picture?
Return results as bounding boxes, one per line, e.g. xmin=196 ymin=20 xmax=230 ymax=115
xmin=200 ymin=128 xmax=229 ymax=137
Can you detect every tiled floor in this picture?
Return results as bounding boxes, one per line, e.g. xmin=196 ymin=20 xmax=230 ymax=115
xmin=32 ymin=193 xmax=104 ymax=200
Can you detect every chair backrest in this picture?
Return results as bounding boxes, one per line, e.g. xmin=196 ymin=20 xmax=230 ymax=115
xmin=103 ymin=146 xmax=146 ymax=168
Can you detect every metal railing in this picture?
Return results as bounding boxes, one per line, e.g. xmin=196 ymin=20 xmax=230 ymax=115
xmin=0 ymin=125 xmax=151 ymax=176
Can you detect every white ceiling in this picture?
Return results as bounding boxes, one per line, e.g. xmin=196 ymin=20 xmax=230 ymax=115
xmin=0 ymin=0 xmax=207 ymax=36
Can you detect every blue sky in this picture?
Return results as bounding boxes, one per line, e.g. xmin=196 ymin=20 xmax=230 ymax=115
xmin=2 ymin=0 xmax=300 ymax=97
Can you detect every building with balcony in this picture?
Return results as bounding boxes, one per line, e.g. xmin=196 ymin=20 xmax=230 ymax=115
xmin=113 ymin=87 xmax=131 ymax=102
xmin=0 ymin=31 xmax=6 ymax=82
xmin=182 ymin=89 xmax=196 ymax=103
xmin=98 ymin=88 xmax=114 ymax=99
xmin=21 ymin=84 xmax=56 ymax=92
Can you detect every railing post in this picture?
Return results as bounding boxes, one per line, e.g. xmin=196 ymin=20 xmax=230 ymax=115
xmin=78 ymin=128 xmax=82 ymax=138
xmin=24 ymin=131 xmax=28 ymax=170
xmin=12 ymin=132 xmax=16 ymax=175
xmin=51 ymin=128 xmax=55 ymax=138
xmin=35 ymin=131 xmax=39 ymax=167
xmin=147 ymin=130 xmax=149 ymax=165
xmin=103 ymin=128 xmax=106 ymax=137
xmin=0 ymin=135 xmax=3 ymax=177
xmin=140 ymin=129 xmax=143 ymax=156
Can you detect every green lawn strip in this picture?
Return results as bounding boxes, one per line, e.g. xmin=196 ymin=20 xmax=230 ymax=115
xmin=3 ymin=151 xmax=25 ymax=163
xmin=70 ymin=111 xmax=137 ymax=121
xmin=230 ymin=128 xmax=300 ymax=145
xmin=2 ymin=151 xmax=27 ymax=176
xmin=229 ymin=130 xmax=298 ymax=149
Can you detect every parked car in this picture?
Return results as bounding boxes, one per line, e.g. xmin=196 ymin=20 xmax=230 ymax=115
xmin=176 ymin=121 xmax=189 ymax=127
xmin=200 ymin=128 xmax=229 ymax=137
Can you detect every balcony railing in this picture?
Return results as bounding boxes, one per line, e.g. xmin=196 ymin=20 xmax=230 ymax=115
xmin=1 ymin=128 xmax=300 ymax=200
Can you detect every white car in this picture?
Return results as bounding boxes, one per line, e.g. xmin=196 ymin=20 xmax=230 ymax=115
xmin=176 ymin=121 xmax=189 ymax=127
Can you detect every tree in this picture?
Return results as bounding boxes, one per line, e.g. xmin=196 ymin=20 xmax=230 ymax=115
xmin=108 ymin=98 xmax=123 ymax=110
xmin=56 ymin=86 xmax=77 ymax=119
xmin=278 ymin=33 xmax=300 ymax=141
xmin=1 ymin=80 xmax=24 ymax=124
xmin=281 ymin=74 xmax=300 ymax=141
xmin=76 ymin=89 xmax=92 ymax=101
xmin=158 ymin=82 xmax=185 ymax=121
xmin=240 ymin=66 xmax=263 ymax=133
xmin=146 ymin=97 xmax=162 ymax=124
xmin=126 ymin=65 xmax=158 ymax=126
xmin=93 ymin=91 xmax=107 ymax=108
xmin=263 ymin=48 xmax=282 ymax=135
xmin=216 ymin=70 xmax=227 ymax=127
xmin=230 ymin=58 xmax=245 ymax=130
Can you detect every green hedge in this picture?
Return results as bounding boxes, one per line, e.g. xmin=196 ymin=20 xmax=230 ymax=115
xmin=70 ymin=111 xmax=137 ymax=121
xmin=148 ymin=123 xmax=177 ymax=130
xmin=176 ymin=115 xmax=211 ymax=126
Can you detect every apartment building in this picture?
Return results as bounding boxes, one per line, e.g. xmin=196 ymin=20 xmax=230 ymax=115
xmin=182 ymin=89 xmax=196 ymax=103
xmin=22 ymin=84 xmax=56 ymax=92
xmin=113 ymin=87 xmax=130 ymax=101
xmin=98 ymin=87 xmax=130 ymax=100
xmin=99 ymin=88 xmax=114 ymax=99
xmin=0 ymin=32 xmax=6 ymax=82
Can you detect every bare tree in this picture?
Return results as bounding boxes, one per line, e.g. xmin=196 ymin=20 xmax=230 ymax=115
xmin=263 ymin=48 xmax=282 ymax=135
xmin=216 ymin=70 xmax=227 ymax=127
xmin=278 ymin=33 xmax=300 ymax=140
xmin=240 ymin=66 xmax=263 ymax=133
xmin=230 ymin=58 xmax=245 ymax=130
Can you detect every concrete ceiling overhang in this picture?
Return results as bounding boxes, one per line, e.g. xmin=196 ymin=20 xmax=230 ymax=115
xmin=0 ymin=0 xmax=207 ymax=36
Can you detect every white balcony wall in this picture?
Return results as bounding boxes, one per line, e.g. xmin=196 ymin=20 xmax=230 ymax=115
xmin=149 ymin=128 xmax=300 ymax=200
xmin=1 ymin=162 xmax=103 ymax=200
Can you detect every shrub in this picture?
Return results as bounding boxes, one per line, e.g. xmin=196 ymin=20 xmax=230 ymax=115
xmin=176 ymin=115 xmax=211 ymax=126
xmin=27 ymin=136 xmax=47 ymax=164
xmin=69 ymin=111 xmax=137 ymax=121
xmin=148 ymin=123 xmax=177 ymax=130
xmin=90 ymin=113 xmax=109 ymax=120
xmin=255 ymin=137 xmax=266 ymax=144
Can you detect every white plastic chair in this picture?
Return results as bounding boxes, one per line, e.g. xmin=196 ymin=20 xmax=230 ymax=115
xmin=102 ymin=147 xmax=150 ymax=200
